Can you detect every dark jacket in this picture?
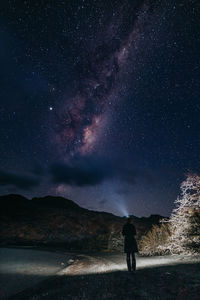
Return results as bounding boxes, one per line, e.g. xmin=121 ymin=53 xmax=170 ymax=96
xmin=122 ymin=223 xmax=138 ymax=253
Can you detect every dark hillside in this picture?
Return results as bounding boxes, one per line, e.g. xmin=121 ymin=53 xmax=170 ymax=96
xmin=0 ymin=194 xmax=164 ymax=251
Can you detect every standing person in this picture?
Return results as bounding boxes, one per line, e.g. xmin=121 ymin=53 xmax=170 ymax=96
xmin=122 ymin=217 xmax=138 ymax=272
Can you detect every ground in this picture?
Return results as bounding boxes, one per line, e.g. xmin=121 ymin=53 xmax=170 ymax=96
xmin=1 ymin=248 xmax=200 ymax=299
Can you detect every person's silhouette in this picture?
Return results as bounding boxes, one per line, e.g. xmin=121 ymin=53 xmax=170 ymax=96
xmin=122 ymin=217 xmax=138 ymax=272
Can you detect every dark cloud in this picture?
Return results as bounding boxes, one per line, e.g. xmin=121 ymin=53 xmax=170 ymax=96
xmin=50 ymin=157 xmax=112 ymax=186
xmin=49 ymin=156 xmax=141 ymax=187
xmin=116 ymin=188 xmax=132 ymax=195
xmin=99 ymin=198 xmax=108 ymax=206
xmin=30 ymin=163 xmax=45 ymax=176
xmin=0 ymin=170 xmax=40 ymax=190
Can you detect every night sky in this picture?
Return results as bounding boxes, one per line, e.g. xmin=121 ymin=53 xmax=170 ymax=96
xmin=0 ymin=0 xmax=200 ymax=217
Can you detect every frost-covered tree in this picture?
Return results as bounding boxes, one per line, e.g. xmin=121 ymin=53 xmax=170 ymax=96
xmin=167 ymin=174 xmax=200 ymax=254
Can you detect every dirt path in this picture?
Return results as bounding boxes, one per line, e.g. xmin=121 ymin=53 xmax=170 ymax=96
xmin=59 ymin=252 xmax=200 ymax=276
xmin=7 ymin=251 xmax=200 ymax=299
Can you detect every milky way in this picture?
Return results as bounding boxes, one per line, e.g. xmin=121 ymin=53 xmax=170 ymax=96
xmin=54 ymin=1 xmax=159 ymax=158
xmin=1 ymin=0 xmax=199 ymax=216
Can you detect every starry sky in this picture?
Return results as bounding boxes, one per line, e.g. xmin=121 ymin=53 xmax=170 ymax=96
xmin=0 ymin=0 xmax=200 ymax=217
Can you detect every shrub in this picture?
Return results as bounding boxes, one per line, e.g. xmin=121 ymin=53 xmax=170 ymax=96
xmin=139 ymin=223 xmax=170 ymax=256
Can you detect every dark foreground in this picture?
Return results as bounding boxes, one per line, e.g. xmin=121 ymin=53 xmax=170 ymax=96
xmin=8 ymin=255 xmax=200 ymax=300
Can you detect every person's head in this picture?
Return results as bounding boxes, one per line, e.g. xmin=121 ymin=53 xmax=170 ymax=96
xmin=126 ymin=217 xmax=132 ymax=224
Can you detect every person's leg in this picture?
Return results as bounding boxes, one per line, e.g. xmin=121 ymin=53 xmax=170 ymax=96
xmin=131 ymin=252 xmax=136 ymax=271
xmin=126 ymin=252 xmax=131 ymax=271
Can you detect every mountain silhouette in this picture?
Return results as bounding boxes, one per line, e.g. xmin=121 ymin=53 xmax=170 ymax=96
xmin=0 ymin=194 xmax=165 ymax=251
